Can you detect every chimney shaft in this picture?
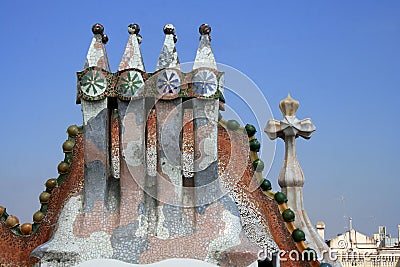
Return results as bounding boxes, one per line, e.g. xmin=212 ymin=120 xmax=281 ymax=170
xmin=316 ymin=221 xmax=326 ymax=240
xmin=349 ymin=217 xmax=353 ymax=231
xmin=398 ymin=225 xmax=400 ymax=242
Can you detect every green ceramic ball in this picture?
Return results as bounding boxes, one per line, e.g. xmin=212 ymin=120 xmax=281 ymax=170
xmin=39 ymin=192 xmax=51 ymax=204
xmin=227 ymin=120 xmax=240 ymax=131
xmin=245 ymin=124 xmax=257 ymax=137
xmin=57 ymin=162 xmax=69 ymax=174
xmin=252 ymin=159 xmax=264 ymax=172
xmin=282 ymin=209 xmax=295 ymax=222
xmin=62 ymin=140 xmax=75 ymax=153
xmin=260 ymin=179 xmax=272 ymax=191
xmin=45 ymin=179 xmax=58 ymax=190
xmin=67 ymin=125 xmax=79 ymax=137
xmin=33 ymin=211 xmax=45 ymax=223
xmin=249 ymin=139 xmax=261 ymax=152
xmin=292 ymin=229 xmax=306 ymax=242
xmin=274 ymin=192 xmax=288 ymax=204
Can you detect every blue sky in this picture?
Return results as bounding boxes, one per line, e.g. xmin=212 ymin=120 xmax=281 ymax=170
xmin=0 ymin=1 xmax=399 ymax=239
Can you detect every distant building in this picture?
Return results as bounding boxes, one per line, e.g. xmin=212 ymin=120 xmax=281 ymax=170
xmin=320 ymin=219 xmax=400 ymax=267
xmin=373 ymin=226 xmax=400 ymax=248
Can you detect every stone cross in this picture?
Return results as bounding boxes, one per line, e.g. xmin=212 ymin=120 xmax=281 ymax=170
xmin=264 ymin=93 xmax=315 ymax=189
xmin=265 ymin=94 xmax=340 ymax=267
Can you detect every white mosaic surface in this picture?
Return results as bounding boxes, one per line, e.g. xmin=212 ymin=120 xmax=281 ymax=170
xmin=84 ymin=35 xmax=110 ymax=71
xmin=205 ymin=210 xmax=242 ymax=264
xmin=118 ymin=34 xmax=145 ymax=71
xmin=146 ymin=146 xmax=157 ymax=177
xmin=32 ymin=195 xmax=113 ymax=266
xmin=193 ymin=35 xmax=217 ymax=70
xmin=156 ymin=34 xmax=180 ymax=71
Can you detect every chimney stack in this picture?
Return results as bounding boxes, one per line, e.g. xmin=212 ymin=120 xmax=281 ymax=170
xmin=349 ymin=217 xmax=353 ymax=231
xmin=316 ymin=221 xmax=326 ymax=240
xmin=398 ymin=225 xmax=400 ymax=243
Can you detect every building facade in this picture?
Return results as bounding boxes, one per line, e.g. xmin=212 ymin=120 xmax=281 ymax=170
xmin=323 ymin=221 xmax=400 ymax=267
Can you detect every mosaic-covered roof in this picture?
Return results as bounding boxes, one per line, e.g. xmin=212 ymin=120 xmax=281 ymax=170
xmin=0 ymin=23 xmax=334 ymax=267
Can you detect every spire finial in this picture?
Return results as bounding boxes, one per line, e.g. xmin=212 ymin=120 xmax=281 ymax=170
xmin=199 ymin=23 xmax=211 ymax=35
xmin=118 ymin=22 xmax=145 ymax=71
xmin=128 ymin=23 xmax=140 ymax=35
xmin=279 ymin=93 xmax=299 ymax=117
xmin=193 ymin=23 xmax=217 ymax=70
xmin=163 ymin=24 xmax=177 ymax=43
xmin=155 ymin=24 xmax=180 ymax=71
xmin=128 ymin=24 xmax=142 ymax=44
xmin=83 ymin=23 xmax=110 ymax=71
xmin=92 ymin=23 xmax=104 ymax=35
xmin=163 ymin=24 xmax=175 ymax=35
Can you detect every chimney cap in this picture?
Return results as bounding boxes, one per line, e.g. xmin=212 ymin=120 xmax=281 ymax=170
xmin=92 ymin=23 xmax=105 ymax=35
xmin=316 ymin=221 xmax=325 ymax=229
xmin=128 ymin=23 xmax=140 ymax=35
xmin=163 ymin=24 xmax=175 ymax=35
xmin=199 ymin=23 xmax=211 ymax=35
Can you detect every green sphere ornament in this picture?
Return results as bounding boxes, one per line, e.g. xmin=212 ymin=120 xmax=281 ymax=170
xmin=249 ymin=139 xmax=261 ymax=152
xmin=227 ymin=120 xmax=240 ymax=131
xmin=282 ymin=209 xmax=295 ymax=222
xmin=67 ymin=125 xmax=79 ymax=137
xmin=245 ymin=124 xmax=257 ymax=137
xmin=274 ymin=192 xmax=288 ymax=204
xmin=252 ymin=159 xmax=264 ymax=172
xmin=260 ymin=179 xmax=272 ymax=191
xmin=292 ymin=229 xmax=306 ymax=242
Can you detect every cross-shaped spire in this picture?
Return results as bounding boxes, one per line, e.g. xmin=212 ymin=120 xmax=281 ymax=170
xmin=265 ymin=95 xmax=338 ymax=265
xmin=265 ymin=94 xmax=315 ymax=188
xmin=265 ymin=94 xmax=315 ymax=142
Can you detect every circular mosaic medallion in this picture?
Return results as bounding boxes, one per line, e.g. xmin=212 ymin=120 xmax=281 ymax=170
xmin=193 ymin=70 xmax=217 ymax=97
xmin=119 ymin=70 xmax=144 ymax=97
xmin=80 ymin=69 xmax=107 ymax=97
xmin=157 ymin=69 xmax=180 ymax=95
